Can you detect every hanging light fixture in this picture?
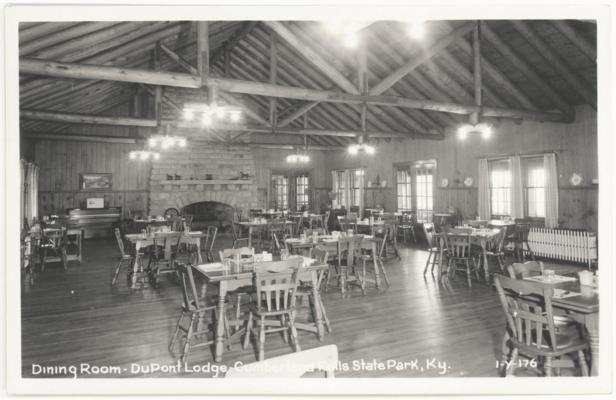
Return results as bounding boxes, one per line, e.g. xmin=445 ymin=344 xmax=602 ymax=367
xmin=183 ymin=102 xmax=242 ymax=126
xmin=407 ymin=21 xmax=426 ymax=39
xmin=148 ymin=134 xmax=187 ymax=149
xmin=347 ymin=136 xmax=375 ymax=155
xmin=286 ymin=136 xmax=311 ymax=164
xmin=129 ymin=150 xmax=160 ymax=161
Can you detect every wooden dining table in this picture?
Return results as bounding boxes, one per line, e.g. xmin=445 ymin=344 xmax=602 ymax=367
xmin=193 ymin=259 xmax=328 ymax=363
xmin=237 ymin=220 xmax=295 ymax=248
xmin=124 ymin=231 xmax=205 ymax=289
xmin=438 ymin=228 xmax=501 ymax=283
xmin=549 ymin=279 xmax=600 ymax=376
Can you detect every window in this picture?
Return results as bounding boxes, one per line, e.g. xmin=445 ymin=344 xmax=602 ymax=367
xmin=332 ymin=169 xmax=364 ymax=212
xmin=524 ymin=158 xmax=545 ymax=218
xmin=349 ymin=169 xmax=364 ymax=209
xmin=295 ymin=174 xmax=310 ymax=211
xmin=332 ymin=170 xmax=346 ymax=208
xmin=414 ymin=163 xmax=434 ymax=223
xmin=489 ymin=160 xmax=511 ymax=217
xmin=396 ymin=168 xmax=412 ymax=212
xmin=271 ymin=175 xmax=288 ymax=210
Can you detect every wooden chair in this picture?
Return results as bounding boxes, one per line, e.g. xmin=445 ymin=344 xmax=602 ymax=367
xmin=338 ymin=216 xmax=357 ymax=233
xmin=148 ymin=231 xmax=184 ymax=288
xmin=182 ymin=214 xmax=194 ymax=231
xmin=294 ymin=246 xmax=332 ymax=334
xmin=243 ymin=258 xmax=302 ymax=361
xmin=323 ymin=210 xmax=331 ymax=234
xmin=398 ymin=212 xmax=417 ymax=243
xmin=40 ymin=228 xmax=67 ymax=272
xmin=267 ymin=220 xmax=287 ymax=254
xmin=358 ymin=231 xmax=390 ymax=292
xmin=219 ymin=246 xmax=255 ymax=337
xmin=494 ymin=275 xmax=589 ymax=377
xmin=422 ymin=223 xmax=443 ymax=275
xmin=225 ymin=345 xmax=338 ymax=378
xmin=231 ymin=222 xmax=250 ymax=249
xmin=514 ymin=223 xmax=535 ymax=262
xmin=507 ymin=261 xmax=544 ymax=279
xmin=445 ymin=233 xmax=479 ymax=287
xmin=338 ymin=235 xmax=365 ymax=297
xmin=168 ymin=263 xmax=218 ymax=363
xmin=111 ymin=228 xmax=134 ymax=285
xmin=483 ymin=227 xmax=508 ymax=273
xmin=201 ymin=226 xmax=217 ymax=262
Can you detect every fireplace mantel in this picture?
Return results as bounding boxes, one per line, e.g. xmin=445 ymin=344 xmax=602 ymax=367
xmin=160 ymin=179 xmax=253 ymax=185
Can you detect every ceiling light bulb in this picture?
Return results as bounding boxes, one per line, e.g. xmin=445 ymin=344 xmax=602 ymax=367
xmin=365 ymin=145 xmax=375 ymax=155
xmin=348 ymin=144 xmax=359 ymax=155
xmin=139 ymin=152 xmax=149 ymax=161
xmin=202 ymin=114 xmax=212 ymax=126
xmin=153 ymin=152 xmax=160 ymax=160
xmin=148 ymin=137 xmax=157 ymax=147
xmin=230 ymin=111 xmax=241 ymax=123
xmin=129 ymin=151 xmax=136 ymax=160
xmin=457 ymin=126 xmax=469 ymax=140
xmin=178 ymin=138 xmax=187 ymax=147
xmin=214 ymin=105 xmax=226 ymax=119
xmin=408 ymin=22 xmax=426 ymax=39
xmin=183 ymin=109 xmax=194 ymax=121
xmin=481 ymin=126 xmax=493 ymax=139
xmin=343 ymin=33 xmax=359 ymax=48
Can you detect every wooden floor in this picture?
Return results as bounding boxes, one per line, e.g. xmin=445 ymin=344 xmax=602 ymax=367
xmin=21 ymin=235 xmax=585 ymax=378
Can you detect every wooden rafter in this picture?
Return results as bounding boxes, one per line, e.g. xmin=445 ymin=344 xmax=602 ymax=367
xmin=158 ymin=42 xmax=198 ymax=74
xmin=481 ymin=22 xmax=572 ymax=114
xmin=552 ymin=20 xmax=596 ymax=62
xmin=263 ymin=21 xmax=360 ymax=94
xmin=510 ymin=20 xmax=596 ymax=109
xmin=369 ymin=21 xmax=476 ymax=95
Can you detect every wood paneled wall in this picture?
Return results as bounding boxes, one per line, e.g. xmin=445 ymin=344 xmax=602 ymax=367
xmin=325 ymin=105 xmax=598 ymax=231
xmin=34 ymin=140 xmax=150 ymax=217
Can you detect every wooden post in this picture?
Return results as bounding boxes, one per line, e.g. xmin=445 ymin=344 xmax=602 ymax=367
xmin=197 ymin=21 xmax=210 ymax=83
xmin=151 ymin=42 xmax=163 ymax=125
xmin=358 ymin=41 xmax=367 ymax=133
xmin=269 ymin=32 xmax=278 ymax=127
xmin=470 ymin=22 xmax=482 ymax=126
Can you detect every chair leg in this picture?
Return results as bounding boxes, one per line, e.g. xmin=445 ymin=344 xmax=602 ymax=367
xmin=378 ymin=258 xmax=391 ymax=287
xmin=431 ymin=250 xmax=439 ymax=274
xmin=465 ymin=260 xmax=472 ymax=288
xmin=505 ymin=348 xmax=519 ymax=377
xmin=423 ymin=251 xmax=432 ymax=275
xmin=169 ymin=312 xmax=184 ymax=352
xmin=243 ymin=312 xmax=253 ymax=350
xmin=578 ymin=350 xmax=589 ymax=376
xmin=111 ymin=259 xmax=124 ymax=285
xmin=258 ymin=316 xmax=266 ymax=361
xmin=500 ymin=330 xmax=511 ymax=377
xmin=544 ymin=356 xmax=553 ymax=377
xmin=289 ymin=312 xmax=301 ymax=353
xmin=318 ymin=296 xmax=332 ymax=333
xmin=61 ymin=249 xmax=68 ymax=270
xmin=181 ymin=314 xmax=196 ymax=363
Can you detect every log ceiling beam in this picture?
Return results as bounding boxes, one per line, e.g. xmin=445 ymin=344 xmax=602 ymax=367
xmin=263 ymin=21 xmax=360 ymax=94
xmin=23 ymin=131 xmax=138 ymax=144
xmin=21 ymin=109 xmax=158 ymax=127
xmin=158 ymin=42 xmax=198 ymax=75
xmin=481 ymin=22 xmax=573 ymax=115
xmin=20 ymin=108 xmax=441 ymax=139
xmin=369 ymin=21 xmax=476 ymax=95
xmin=20 ymin=58 xmax=572 ymax=123
xmin=470 ymin=22 xmax=482 ymax=125
xmin=552 ymin=20 xmax=596 ymax=62
xmin=510 ymin=20 xmax=596 ymax=109
xmin=196 ymin=21 xmax=209 ymax=81
xmin=210 ymin=21 xmax=259 ymax=65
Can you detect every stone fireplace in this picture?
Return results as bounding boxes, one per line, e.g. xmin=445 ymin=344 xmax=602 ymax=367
xmin=147 ymin=143 xmax=258 ymax=221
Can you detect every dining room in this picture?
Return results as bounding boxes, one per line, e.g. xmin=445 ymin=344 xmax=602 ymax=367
xmin=7 ymin=6 xmax=609 ymax=395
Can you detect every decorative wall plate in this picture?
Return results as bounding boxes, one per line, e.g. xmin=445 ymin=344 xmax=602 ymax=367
xmin=570 ymin=173 xmax=583 ymax=186
xmin=463 ymin=177 xmax=473 ymax=187
xmin=440 ymin=178 xmax=449 ymax=188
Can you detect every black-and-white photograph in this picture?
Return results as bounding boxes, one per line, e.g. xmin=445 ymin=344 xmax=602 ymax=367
xmin=2 ymin=1 xmax=614 ymax=397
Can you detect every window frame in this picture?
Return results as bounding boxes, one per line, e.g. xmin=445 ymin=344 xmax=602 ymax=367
xmin=523 ymin=157 xmax=546 ymax=220
xmin=488 ymin=159 xmax=512 ymax=218
xmin=393 ymin=160 xmax=436 ymax=223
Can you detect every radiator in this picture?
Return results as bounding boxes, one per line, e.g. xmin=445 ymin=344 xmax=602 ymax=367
xmin=528 ymin=228 xmax=598 ymax=267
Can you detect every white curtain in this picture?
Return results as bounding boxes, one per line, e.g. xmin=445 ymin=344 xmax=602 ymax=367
xmin=20 ymin=160 xmax=39 ymax=228
xmin=358 ymin=168 xmax=365 ymax=217
xmin=510 ymin=156 xmax=524 ymax=219
xmin=331 ymin=171 xmax=339 ymax=208
xmin=477 ymin=159 xmax=491 ymax=219
xmin=544 ymin=153 xmax=559 ymax=228
xmin=20 ymin=160 xmax=26 ymax=229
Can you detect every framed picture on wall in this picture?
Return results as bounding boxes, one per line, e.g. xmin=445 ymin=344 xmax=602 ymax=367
xmin=79 ymin=173 xmax=112 ymax=191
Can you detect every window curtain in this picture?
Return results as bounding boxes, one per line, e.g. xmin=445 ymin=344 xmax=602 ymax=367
xmin=510 ymin=156 xmax=524 ymax=219
xmin=358 ymin=168 xmax=365 ymax=217
xmin=20 ymin=160 xmax=27 ymax=229
xmin=477 ymin=159 xmax=490 ymax=219
xmin=544 ymin=153 xmax=559 ymax=228
xmin=21 ymin=160 xmax=39 ymax=228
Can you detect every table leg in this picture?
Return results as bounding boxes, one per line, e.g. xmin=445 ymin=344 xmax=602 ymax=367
xmin=214 ymin=281 xmax=227 ymax=363
xmin=373 ymin=243 xmax=381 ymax=289
xmin=131 ymin=242 xmax=141 ymax=289
xmin=482 ymin=239 xmax=490 ymax=284
xmin=586 ymin=313 xmax=599 ymax=376
xmin=311 ymin=271 xmax=325 ymax=340
xmin=437 ymin=237 xmax=445 ymax=281
xmin=165 ymin=239 xmax=172 ymax=260
xmin=195 ymin=238 xmax=203 ymax=263
xmin=77 ymin=232 xmax=82 ymax=263
xmin=248 ymin=227 xmax=253 ymax=249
